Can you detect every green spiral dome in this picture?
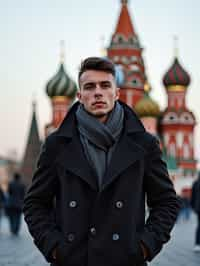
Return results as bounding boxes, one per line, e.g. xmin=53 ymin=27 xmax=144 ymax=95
xmin=46 ymin=63 xmax=77 ymax=99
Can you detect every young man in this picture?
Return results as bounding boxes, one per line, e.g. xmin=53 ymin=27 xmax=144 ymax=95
xmin=23 ymin=57 xmax=181 ymax=266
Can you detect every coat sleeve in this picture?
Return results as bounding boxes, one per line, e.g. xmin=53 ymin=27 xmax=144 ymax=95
xmin=141 ymin=136 xmax=181 ymax=261
xmin=23 ymin=136 xmax=64 ymax=262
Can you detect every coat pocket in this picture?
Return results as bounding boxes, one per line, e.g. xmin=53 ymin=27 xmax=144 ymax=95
xmin=134 ymin=238 xmax=146 ymax=265
xmin=55 ymin=241 xmax=68 ymax=266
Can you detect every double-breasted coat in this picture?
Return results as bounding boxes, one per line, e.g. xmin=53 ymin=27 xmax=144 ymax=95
xmin=23 ymin=101 xmax=181 ymax=266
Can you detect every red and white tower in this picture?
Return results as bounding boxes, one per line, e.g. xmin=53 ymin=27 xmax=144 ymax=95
xmin=107 ymin=0 xmax=146 ymax=107
xmin=161 ymin=51 xmax=196 ymax=177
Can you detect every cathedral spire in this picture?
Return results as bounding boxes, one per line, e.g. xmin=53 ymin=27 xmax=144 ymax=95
xmin=20 ymin=99 xmax=41 ymax=186
xmin=100 ymin=35 xmax=107 ymax=57
xmin=173 ymin=35 xmax=179 ymax=58
xmin=114 ymin=0 xmax=136 ymax=38
xmin=121 ymin=0 xmax=128 ymax=4
xmin=60 ymin=40 xmax=65 ymax=64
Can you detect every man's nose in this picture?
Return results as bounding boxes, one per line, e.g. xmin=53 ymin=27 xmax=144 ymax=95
xmin=94 ymin=84 xmax=103 ymax=96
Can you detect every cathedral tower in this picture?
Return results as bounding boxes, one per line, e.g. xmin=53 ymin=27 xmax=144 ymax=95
xmin=45 ymin=41 xmax=77 ymax=135
xmin=161 ymin=45 xmax=196 ymax=177
xmin=107 ymin=0 xmax=146 ymax=107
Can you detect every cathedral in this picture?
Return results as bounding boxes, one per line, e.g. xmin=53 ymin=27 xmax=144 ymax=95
xmin=21 ymin=0 xmax=197 ymax=194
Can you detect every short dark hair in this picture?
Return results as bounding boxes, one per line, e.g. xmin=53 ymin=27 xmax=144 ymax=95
xmin=78 ymin=57 xmax=116 ymax=84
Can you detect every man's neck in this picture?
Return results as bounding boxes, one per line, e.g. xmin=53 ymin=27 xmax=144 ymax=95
xmin=97 ymin=114 xmax=108 ymax=123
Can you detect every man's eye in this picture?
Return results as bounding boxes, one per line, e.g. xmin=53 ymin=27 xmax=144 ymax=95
xmin=84 ymin=85 xmax=94 ymax=90
xmin=101 ymin=83 xmax=110 ymax=89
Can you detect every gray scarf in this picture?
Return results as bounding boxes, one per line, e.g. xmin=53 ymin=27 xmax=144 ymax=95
xmin=76 ymin=101 xmax=124 ymax=189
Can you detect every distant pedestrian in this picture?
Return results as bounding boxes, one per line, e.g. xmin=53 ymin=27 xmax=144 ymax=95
xmin=178 ymin=188 xmax=191 ymax=222
xmin=0 ymin=185 xmax=4 ymax=230
xmin=6 ymin=173 xmax=25 ymax=235
xmin=191 ymin=172 xmax=200 ymax=252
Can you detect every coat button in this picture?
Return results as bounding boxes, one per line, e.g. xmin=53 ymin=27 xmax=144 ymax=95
xmin=67 ymin=233 xmax=75 ymax=242
xmin=69 ymin=201 xmax=77 ymax=208
xmin=90 ymin=227 xmax=96 ymax=236
xmin=112 ymin=233 xmax=120 ymax=241
xmin=116 ymin=201 xmax=123 ymax=209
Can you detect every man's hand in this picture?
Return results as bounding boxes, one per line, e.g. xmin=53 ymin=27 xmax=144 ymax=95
xmin=140 ymin=242 xmax=149 ymax=260
xmin=52 ymin=248 xmax=57 ymax=260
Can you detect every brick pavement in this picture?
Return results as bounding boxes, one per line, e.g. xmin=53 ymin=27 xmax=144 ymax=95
xmin=151 ymin=212 xmax=200 ymax=266
xmin=0 ymin=212 xmax=200 ymax=266
xmin=0 ymin=215 xmax=48 ymax=266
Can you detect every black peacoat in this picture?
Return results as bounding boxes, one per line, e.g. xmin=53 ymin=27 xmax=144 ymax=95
xmin=23 ymin=101 xmax=181 ymax=266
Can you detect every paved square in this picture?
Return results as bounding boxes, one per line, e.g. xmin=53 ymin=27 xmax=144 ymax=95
xmin=0 ymin=213 xmax=200 ymax=266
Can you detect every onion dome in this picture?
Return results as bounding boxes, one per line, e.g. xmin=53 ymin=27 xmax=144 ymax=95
xmin=46 ymin=63 xmax=77 ymax=99
xmin=163 ymin=57 xmax=190 ymax=88
xmin=134 ymin=81 xmax=160 ymax=118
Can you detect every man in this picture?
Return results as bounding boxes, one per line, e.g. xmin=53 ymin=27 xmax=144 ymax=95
xmin=191 ymin=172 xmax=200 ymax=252
xmin=7 ymin=173 xmax=25 ymax=235
xmin=0 ymin=185 xmax=4 ymax=231
xmin=23 ymin=57 xmax=181 ymax=266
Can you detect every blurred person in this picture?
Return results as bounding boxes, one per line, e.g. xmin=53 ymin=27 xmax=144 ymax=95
xmin=191 ymin=172 xmax=200 ymax=252
xmin=23 ymin=57 xmax=181 ymax=266
xmin=0 ymin=185 xmax=4 ymax=230
xmin=6 ymin=173 xmax=25 ymax=235
xmin=178 ymin=188 xmax=191 ymax=222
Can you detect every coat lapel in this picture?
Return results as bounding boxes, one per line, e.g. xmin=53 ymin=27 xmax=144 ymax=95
xmin=101 ymin=132 xmax=146 ymax=191
xmin=59 ymin=133 xmax=98 ymax=191
xmin=56 ymin=104 xmax=98 ymax=191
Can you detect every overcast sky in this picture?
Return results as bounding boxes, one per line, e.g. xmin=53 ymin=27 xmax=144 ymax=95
xmin=0 ymin=0 xmax=199 ymax=164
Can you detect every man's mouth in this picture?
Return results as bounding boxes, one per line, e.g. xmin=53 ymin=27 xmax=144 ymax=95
xmin=93 ymin=101 xmax=106 ymax=106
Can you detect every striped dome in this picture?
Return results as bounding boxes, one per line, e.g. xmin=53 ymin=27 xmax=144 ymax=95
xmin=163 ymin=57 xmax=190 ymax=88
xmin=46 ymin=63 xmax=77 ymax=99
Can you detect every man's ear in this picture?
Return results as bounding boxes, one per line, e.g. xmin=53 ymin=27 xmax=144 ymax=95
xmin=77 ymin=91 xmax=82 ymax=102
xmin=116 ymin=88 xmax=120 ymax=100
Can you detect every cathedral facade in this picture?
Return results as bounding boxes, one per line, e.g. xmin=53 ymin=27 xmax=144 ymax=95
xmin=21 ymin=0 xmax=197 ymax=194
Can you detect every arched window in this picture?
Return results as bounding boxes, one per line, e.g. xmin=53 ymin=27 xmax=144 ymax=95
xmin=180 ymin=112 xmax=194 ymax=124
xmin=113 ymin=34 xmax=126 ymax=44
xmin=130 ymin=64 xmax=140 ymax=72
xmin=121 ymin=56 xmax=129 ymax=64
xmin=130 ymin=56 xmax=138 ymax=63
xmin=131 ymin=78 xmax=142 ymax=88
xmin=163 ymin=112 xmax=178 ymax=124
xmin=129 ymin=37 xmax=135 ymax=45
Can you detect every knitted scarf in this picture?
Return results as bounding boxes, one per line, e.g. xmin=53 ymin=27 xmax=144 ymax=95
xmin=76 ymin=101 xmax=124 ymax=188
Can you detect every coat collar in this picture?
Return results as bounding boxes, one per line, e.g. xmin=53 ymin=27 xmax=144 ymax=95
xmin=55 ymin=101 xmax=146 ymax=192
xmin=56 ymin=100 xmax=145 ymax=138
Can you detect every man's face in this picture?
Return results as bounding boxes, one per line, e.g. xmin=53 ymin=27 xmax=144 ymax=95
xmin=77 ymin=70 xmax=120 ymax=122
